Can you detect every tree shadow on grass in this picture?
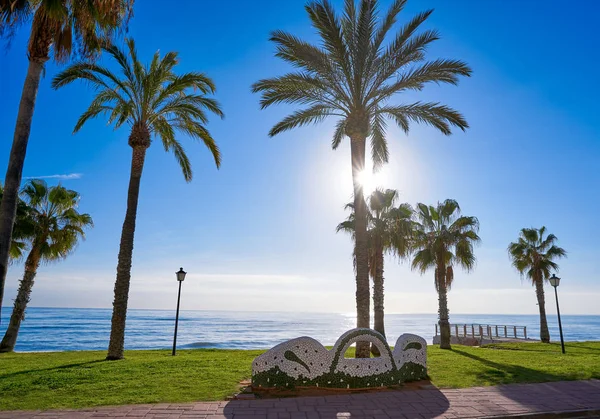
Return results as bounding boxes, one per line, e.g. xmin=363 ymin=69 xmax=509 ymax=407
xmin=0 ymin=360 xmax=105 ymax=379
xmin=564 ymin=344 xmax=600 ymax=353
xmin=450 ymin=349 xmax=600 ymax=412
xmin=451 ymin=348 xmax=568 ymax=384
xmin=484 ymin=342 xmax=600 ymax=354
xmin=223 ymin=387 xmax=450 ymax=419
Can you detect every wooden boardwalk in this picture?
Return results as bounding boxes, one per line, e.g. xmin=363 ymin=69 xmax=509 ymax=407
xmin=2 ymin=380 xmax=600 ymax=418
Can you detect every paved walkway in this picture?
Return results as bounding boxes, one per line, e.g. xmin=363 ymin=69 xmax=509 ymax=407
xmin=2 ymin=380 xmax=600 ymax=419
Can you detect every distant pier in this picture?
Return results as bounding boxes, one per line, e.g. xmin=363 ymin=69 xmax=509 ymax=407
xmin=433 ymin=323 xmax=535 ymax=345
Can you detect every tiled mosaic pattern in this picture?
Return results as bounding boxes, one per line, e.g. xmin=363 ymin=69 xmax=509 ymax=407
xmin=251 ymin=328 xmax=427 ymax=389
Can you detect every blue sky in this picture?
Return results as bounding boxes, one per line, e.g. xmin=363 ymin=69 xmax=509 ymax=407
xmin=1 ymin=0 xmax=599 ymax=315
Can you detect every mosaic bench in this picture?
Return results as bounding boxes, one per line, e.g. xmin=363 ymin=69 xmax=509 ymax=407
xmin=251 ymin=328 xmax=427 ymax=390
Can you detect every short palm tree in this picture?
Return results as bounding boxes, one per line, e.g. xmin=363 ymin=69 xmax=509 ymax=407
xmin=0 ymin=0 xmax=133 ymax=321
xmin=52 ymin=38 xmax=224 ymax=360
xmin=411 ymin=200 xmax=480 ymax=349
xmin=508 ymin=227 xmax=566 ymax=343
xmin=252 ymin=0 xmax=471 ymax=357
xmin=337 ymin=189 xmax=413 ymax=347
xmin=0 ymin=180 xmax=92 ymax=352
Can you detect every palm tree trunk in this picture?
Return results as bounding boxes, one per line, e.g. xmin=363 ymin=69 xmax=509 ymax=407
xmin=106 ymin=145 xmax=148 ymax=360
xmin=0 ymin=246 xmax=41 ymax=352
xmin=535 ymin=275 xmax=550 ymax=343
xmin=350 ymin=136 xmax=370 ymax=358
xmin=0 ymin=58 xmax=46 ymax=324
xmin=437 ymin=264 xmax=451 ymax=350
xmin=371 ymin=246 xmax=385 ymax=356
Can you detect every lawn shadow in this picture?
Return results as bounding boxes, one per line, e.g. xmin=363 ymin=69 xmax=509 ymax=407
xmin=565 ymin=344 xmax=600 ymax=353
xmin=451 ymin=348 xmax=567 ymax=385
xmin=223 ymin=387 xmax=450 ymax=418
xmin=484 ymin=342 xmax=600 ymax=354
xmin=450 ymin=348 xmax=600 ymax=411
xmin=0 ymin=360 xmax=105 ymax=379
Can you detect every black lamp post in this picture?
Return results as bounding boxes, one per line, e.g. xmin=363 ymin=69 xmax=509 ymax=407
xmin=172 ymin=267 xmax=187 ymax=356
xmin=549 ymin=273 xmax=565 ymax=354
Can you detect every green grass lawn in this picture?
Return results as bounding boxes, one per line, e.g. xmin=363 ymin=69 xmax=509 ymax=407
xmin=1 ymin=342 xmax=599 ymax=411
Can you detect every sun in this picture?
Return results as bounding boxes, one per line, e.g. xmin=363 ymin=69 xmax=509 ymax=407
xmin=356 ymin=169 xmax=386 ymax=197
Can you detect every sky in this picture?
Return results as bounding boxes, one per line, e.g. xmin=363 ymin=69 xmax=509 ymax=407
xmin=0 ymin=0 xmax=599 ymax=316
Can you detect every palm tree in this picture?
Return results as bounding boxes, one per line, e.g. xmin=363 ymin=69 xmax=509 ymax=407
xmin=411 ymin=200 xmax=480 ymax=349
xmin=508 ymin=227 xmax=566 ymax=343
xmin=0 ymin=0 xmax=133 ymax=322
xmin=252 ymin=0 xmax=471 ymax=357
xmin=0 ymin=180 xmax=92 ymax=352
xmin=52 ymin=38 xmax=224 ymax=360
xmin=337 ymin=189 xmax=412 ymax=352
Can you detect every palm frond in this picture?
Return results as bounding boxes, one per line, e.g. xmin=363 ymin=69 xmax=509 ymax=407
xmin=373 ymin=59 xmax=472 ymax=103
xmin=332 ymin=119 xmax=347 ymax=149
xmin=370 ymin=112 xmax=388 ymax=168
xmin=379 ymin=102 xmax=468 ymax=135
xmin=269 ymin=105 xmax=339 ymax=137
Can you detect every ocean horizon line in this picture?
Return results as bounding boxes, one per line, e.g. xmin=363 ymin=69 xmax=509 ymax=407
xmin=2 ymin=306 xmax=599 ymax=317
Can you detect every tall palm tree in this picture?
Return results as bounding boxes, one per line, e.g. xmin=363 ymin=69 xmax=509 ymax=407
xmin=0 ymin=180 xmax=92 ymax=352
xmin=508 ymin=227 xmax=566 ymax=343
xmin=338 ymin=189 xmax=413 ymax=351
xmin=252 ymin=0 xmax=471 ymax=357
xmin=411 ymin=200 xmax=480 ymax=349
xmin=0 ymin=0 xmax=133 ymax=322
xmin=52 ymin=38 xmax=224 ymax=360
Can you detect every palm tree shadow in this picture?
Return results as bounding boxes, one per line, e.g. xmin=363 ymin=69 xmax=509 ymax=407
xmin=0 ymin=360 xmax=105 ymax=379
xmin=453 ymin=349 xmax=600 ymax=411
xmin=484 ymin=342 xmax=600 ymax=354
xmin=564 ymin=344 xmax=600 ymax=353
xmin=451 ymin=348 xmax=567 ymax=384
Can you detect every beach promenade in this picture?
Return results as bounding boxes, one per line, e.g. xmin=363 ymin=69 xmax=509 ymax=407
xmin=2 ymin=380 xmax=599 ymax=419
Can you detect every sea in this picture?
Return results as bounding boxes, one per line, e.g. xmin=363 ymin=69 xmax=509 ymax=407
xmin=0 ymin=307 xmax=599 ymax=352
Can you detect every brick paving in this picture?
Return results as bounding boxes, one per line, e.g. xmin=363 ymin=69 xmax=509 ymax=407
xmin=1 ymin=380 xmax=600 ymax=419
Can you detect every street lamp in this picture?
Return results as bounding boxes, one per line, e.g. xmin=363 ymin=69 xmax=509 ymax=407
xmin=172 ymin=267 xmax=187 ymax=356
xmin=549 ymin=273 xmax=565 ymax=354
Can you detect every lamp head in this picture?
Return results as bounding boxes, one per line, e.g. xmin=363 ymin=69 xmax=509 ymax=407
xmin=176 ymin=267 xmax=187 ymax=282
xmin=549 ymin=273 xmax=560 ymax=288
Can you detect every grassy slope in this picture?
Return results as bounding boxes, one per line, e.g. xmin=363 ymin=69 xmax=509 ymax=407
xmin=1 ymin=342 xmax=599 ymax=410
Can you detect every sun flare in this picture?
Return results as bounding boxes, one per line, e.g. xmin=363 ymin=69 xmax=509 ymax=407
xmin=356 ymin=169 xmax=386 ymax=197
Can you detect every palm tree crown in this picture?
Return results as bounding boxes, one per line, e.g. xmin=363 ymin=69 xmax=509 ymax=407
xmin=508 ymin=227 xmax=567 ymax=283
xmin=1 ymin=0 xmax=133 ymax=62
xmin=52 ymin=38 xmax=223 ymax=179
xmin=252 ymin=0 xmax=472 ymax=166
xmin=337 ymin=188 xmax=413 ymax=272
xmin=411 ymin=200 xmax=480 ymax=289
xmin=20 ymin=179 xmax=92 ymax=261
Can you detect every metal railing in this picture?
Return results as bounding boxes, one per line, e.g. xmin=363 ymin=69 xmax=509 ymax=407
xmin=435 ymin=323 xmax=528 ymax=340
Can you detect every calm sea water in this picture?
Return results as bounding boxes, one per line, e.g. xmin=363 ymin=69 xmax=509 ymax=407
xmin=1 ymin=307 xmax=599 ymax=352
